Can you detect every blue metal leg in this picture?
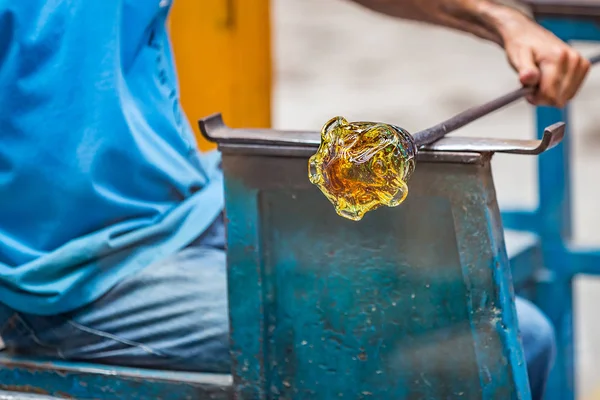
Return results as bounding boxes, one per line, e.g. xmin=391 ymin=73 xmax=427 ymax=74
xmin=535 ymin=104 xmax=574 ymax=400
xmin=535 ymin=266 xmax=574 ymax=400
xmin=536 ymin=106 xmax=571 ymax=243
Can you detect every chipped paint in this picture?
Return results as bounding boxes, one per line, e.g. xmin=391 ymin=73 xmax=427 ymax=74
xmin=222 ymin=151 xmax=531 ymax=398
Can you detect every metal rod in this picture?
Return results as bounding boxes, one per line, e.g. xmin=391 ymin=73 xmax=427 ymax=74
xmin=413 ymin=52 xmax=600 ymax=146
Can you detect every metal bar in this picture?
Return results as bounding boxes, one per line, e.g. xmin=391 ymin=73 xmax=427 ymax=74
xmin=566 ymin=247 xmax=600 ymax=275
xmin=412 ymin=52 xmax=600 ymax=146
xmin=413 ymin=87 xmax=532 ymax=145
xmin=422 ymin=121 xmax=565 ymax=154
xmin=199 ymin=113 xmax=565 ymax=155
xmin=0 ymin=354 xmax=232 ymax=400
xmin=501 ymin=210 xmax=539 ymax=232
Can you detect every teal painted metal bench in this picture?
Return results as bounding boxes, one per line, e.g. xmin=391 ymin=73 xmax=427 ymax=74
xmin=0 ymin=353 xmax=231 ymax=399
xmin=198 ymin=114 xmax=568 ymax=399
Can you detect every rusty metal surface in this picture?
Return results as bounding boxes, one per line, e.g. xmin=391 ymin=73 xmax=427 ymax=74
xmin=222 ymin=149 xmax=530 ymax=398
xmin=199 ymin=113 xmax=565 ymax=157
xmin=523 ymin=0 xmax=600 ymax=17
xmin=0 ymin=354 xmax=232 ymax=400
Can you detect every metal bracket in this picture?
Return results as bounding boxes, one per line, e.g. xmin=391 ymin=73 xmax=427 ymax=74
xmin=422 ymin=122 xmax=565 ymax=155
xmin=199 ymin=113 xmax=565 ymax=155
xmin=199 ymin=113 xmax=320 ymax=146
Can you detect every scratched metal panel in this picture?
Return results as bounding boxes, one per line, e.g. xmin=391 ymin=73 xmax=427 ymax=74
xmin=223 ymin=153 xmax=530 ymax=400
xmin=261 ymin=192 xmax=479 ymax=399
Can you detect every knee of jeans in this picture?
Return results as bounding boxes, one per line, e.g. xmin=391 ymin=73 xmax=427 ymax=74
xmin=532 ymin=315 xmax=556 ymax=367
xmin=516 ymin=297 xmax=557 ymax=366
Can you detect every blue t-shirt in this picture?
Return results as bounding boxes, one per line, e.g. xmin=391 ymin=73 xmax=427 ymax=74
xmin=0 ymin=0 xmax=224 ymax=315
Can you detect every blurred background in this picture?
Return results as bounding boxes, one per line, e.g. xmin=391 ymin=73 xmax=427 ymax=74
xmin=170 ymin=0 xmax=600 ymax=398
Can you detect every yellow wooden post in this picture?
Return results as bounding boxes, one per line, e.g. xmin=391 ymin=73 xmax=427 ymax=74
xmin=169 ymin=0 xmax=272 ymax=151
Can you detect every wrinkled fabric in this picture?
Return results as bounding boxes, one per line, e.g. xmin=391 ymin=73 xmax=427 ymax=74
xmin=0 ymin=0 xmax=223 ymax=315
xmin=0 ymin=214 xmax=230 ymax=373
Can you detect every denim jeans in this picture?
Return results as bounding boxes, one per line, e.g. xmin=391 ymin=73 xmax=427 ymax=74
xmin=0 ymin=214 xmax=555 ymax=399
xmin=0 ymin=214 xmax=230 ymax=373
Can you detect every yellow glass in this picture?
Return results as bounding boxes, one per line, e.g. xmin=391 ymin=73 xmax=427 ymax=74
xmin=309 ymin=117 xmax=417 ymax=221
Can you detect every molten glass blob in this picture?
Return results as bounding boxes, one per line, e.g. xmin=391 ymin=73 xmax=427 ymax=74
xmin=309 ymin=116 xmax=417 ymax=221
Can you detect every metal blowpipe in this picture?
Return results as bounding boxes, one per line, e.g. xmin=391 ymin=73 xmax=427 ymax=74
xmin=413 ymin=52 xmax=600 ymax=146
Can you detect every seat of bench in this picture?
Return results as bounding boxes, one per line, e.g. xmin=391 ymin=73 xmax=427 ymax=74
xmin=0 ymin=354 xmax=232 ymax=399
xmin=0 ymin=390 xmax=63 ymax=400
xmin=522 ymin=0 xmax=600 ymax=17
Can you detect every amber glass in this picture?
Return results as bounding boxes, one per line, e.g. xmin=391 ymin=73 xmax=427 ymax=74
xmin=309 ymin=116 xmax=417 ymax=221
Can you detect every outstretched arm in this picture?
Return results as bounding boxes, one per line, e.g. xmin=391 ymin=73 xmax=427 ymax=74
xmin=349 ymin=0 xmax=590 ymax=107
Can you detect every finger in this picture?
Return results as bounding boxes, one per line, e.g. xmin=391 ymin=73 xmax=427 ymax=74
xmin=527 ymin=93 xmax=554 ymax=106
xmin=511 ymin=47 xmax=541 ymax=87
xmin=528 ymin=87 xmax=559 ymax=106
xmin=538 ymin=52 xmax=568 ymax=107
xmin=525 ymin=94 xmax=553 ymax=106
xmin=561 ymin=55 xmax=591 ymax=103
xmin=526 ymin=94 xmax=536 ymax=105
xmin=558 ymin=51 xmax=585 ymax=105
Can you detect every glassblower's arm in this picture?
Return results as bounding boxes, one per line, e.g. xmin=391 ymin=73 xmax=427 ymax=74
xmin=347 ymin=0 xmax=592 ymax=108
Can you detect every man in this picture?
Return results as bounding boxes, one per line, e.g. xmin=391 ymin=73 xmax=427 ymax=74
xmin=0 ymin=0 xmax=589 ymax=399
